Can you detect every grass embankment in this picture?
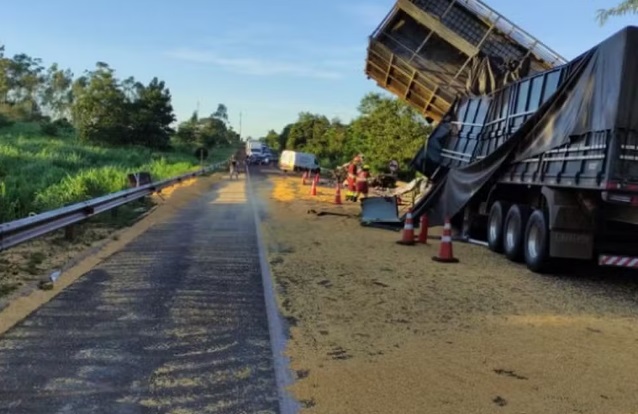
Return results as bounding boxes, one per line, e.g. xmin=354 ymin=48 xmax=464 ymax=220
xmin=0 ymin=122 xmax=234 ymax=299
xmin=0 ymin=123 xmax=233 ymax=223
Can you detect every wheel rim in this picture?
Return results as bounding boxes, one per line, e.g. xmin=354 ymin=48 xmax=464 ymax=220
xmin=527 ymin=221 xmax=540 ymax=260
xmin=505 ymin=216 xmax=517 ymax=251
xmin=488 ymin=213 xmax=499 ymax=243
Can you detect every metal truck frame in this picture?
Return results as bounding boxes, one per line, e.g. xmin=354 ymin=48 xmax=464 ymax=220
xmin=365 ymin=0 xmax=638 ymax=273
xmin=428 ymin=37 xmax=638 ymax=272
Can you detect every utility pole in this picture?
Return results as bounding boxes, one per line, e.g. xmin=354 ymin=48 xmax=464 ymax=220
xmin=239 ymin=111 xmax=243 ymax=141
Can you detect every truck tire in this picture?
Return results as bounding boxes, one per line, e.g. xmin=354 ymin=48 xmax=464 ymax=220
xmin=503 ymin=204 xmax=531 ymax=262
xmin=487 ymin=201 xmax=509 ymax=253
xmin=524 ymin=209 xmax=551 ymax=273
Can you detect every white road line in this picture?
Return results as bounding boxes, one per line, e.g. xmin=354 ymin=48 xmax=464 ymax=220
xmin=246 ymin=168 xmax=301 ymax=414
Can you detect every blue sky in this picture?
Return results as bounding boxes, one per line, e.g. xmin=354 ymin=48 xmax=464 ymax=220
xmin=1 ymin=0 xmax=635 ymax=138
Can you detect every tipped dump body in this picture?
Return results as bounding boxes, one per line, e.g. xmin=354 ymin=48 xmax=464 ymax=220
xmin=365 ymin=0 xmax=566 ymax=121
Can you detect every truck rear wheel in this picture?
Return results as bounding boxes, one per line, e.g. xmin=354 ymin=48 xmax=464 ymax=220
xmin=524 ymin=209 xmax=551 ymax=273
xmin=503 ymin=204 xmax=531 ymax=262
xmin=487 ymin=201 xmax=509 ymax=253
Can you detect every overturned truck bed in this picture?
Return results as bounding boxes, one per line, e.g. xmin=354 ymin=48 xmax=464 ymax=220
xmin=362 ymin=0 xmax=566 ymax=227
xmin=364 ymin=1 xmax=638 ymax=271
xmin=365 ymin=0 xmax=565 ymax=122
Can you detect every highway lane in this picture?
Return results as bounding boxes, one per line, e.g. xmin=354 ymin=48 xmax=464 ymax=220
xmin=0 ymin=176 xmax=280 ymax=414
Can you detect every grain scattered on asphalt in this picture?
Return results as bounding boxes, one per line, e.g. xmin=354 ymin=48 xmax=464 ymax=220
xmin=258 ymin=172 xmax=638 ymax=414
xmin=0 ymin=175 xmax=221 ymax=335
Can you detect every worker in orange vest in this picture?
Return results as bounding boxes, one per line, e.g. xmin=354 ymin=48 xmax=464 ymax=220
xmin=345 ymin=155 xmax=362 ymax=201
xmin=353 ymin=164 xmax=371 ymax=202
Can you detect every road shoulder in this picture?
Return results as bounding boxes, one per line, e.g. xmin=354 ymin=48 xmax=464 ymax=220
xmin=0 ymin=174 xmax=221 ymax=336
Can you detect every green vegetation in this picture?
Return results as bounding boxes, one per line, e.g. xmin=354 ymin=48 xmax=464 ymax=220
xmin=260 ymin=92 xmax=433 ymax=178
xmin=0 ymin=122 xmax=233 ymax=223
xmin=598 ymin=0 xmax=638 ymax=24
xmin=175 ymin=104 xmax=241 ymax=148
xmin=0 ymin=43 xmax=239 ymax=224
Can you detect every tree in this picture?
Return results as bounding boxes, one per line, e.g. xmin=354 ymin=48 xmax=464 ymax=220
xmin=264 ymin=93 xmax=432 ymax=176
xmin=278 ymin=124 xmax=293 ymax=150
xmin=41 ymin=63 xmax=73 ymax=119
xmin=127 ymin=77 xmax=175 ymax=149
xmin=598 ymin=0 xmax=638 ymax=24
xmin=263 ymin=129 xmax=280 ymax=150
xmin=71 ymin=63 xmax=128 ymax=145
xmin=1 ymin=42 xmax=184 ymax=150
xmin=225 ymin=126 xmax=241 ymax=145
xmin=175 ymin=119 xmax=198 ymax=144
xmin=175 ymin=104 xmax=238 ymax=148
xmin=349 ymin=93 xmax=431 ymax=173
xmin=212 ymin=103 xmax=228 ymax=123
xmin=322 ymin=119 xmax=349 ymax=165
xmin=286 ymin=112 xmax=330 ymax=151
xmin=0 ymin=51 xmax=45 ymax=120
xmin=196 ymin=116 xmax=228 ymax=147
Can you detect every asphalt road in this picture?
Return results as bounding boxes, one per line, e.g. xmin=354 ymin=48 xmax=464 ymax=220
xmin=0 ymin=175 xmax=280 ymax=414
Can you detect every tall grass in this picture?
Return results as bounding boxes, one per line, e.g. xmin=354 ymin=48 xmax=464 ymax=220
xmin=0 ymin=123 xmax=232 ymax=223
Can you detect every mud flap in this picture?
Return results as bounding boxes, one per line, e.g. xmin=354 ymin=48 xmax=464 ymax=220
xmin=360 ymin=197 xmax=401 ymax=225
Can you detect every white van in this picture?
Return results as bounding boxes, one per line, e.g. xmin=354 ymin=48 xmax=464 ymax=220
xmin=279 ymin=150 xmax=320 ymax=173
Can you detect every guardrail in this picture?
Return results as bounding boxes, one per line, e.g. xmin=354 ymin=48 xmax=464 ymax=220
xmin=0 ymin=161 xmax=227 ymax=252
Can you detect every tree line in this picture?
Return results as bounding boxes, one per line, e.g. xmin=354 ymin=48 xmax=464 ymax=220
xmin=259 ymin=93 xmax=433 ymax=176
xmin=0 ymin=45 xmax=240 ymax=150
xmin=174 ymin=104 xmax=240 ymax=149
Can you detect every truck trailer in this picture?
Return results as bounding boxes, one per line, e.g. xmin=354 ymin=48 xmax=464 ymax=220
xmin=365 ymin=0 xmax=638 ymax=273
xmin=246 ymin=140 xmax=264 ymax=157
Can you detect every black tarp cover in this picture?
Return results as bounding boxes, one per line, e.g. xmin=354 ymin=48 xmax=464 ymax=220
xmin=409 ymin=116 xmax=455 ymax=176
xmin=425 ymin=26 xmax=638 ymax=226
xmin=465 ymin=54 xmax=532 ymax=96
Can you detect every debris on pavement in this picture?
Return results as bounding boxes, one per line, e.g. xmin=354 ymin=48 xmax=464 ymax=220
xmin=257 ymin=171 xmax=638 ymax=414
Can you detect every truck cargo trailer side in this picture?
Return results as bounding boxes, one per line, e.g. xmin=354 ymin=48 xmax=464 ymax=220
xmin=414 ymin=27 xmax=638 ymax=272
xmin=365 ymin=0 xmax=638 ymax=272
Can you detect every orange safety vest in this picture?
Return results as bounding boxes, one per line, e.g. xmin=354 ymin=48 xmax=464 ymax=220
xmin=347 ymin=162 xmax=357 ymax=179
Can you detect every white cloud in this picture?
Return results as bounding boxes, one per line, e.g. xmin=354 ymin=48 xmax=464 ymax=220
xmin=202 ymin=33 xmax=364 ymax=59
xmin=202 ymin=25 xmax=285 ymax=48
xmin=165 ymin=23 xmax=369 ymax=80
xmin=165 ymin=48 xmax=343 ymax=80
xmin=339 ymin=3 xmax=390 ymax=28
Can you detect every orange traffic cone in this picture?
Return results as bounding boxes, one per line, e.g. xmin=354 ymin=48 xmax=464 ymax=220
xmin=397 ymin=210 xmax=416 ymax=246
xmin=418 ymin=214 xmax=429 ymax=244
xmin=310 ymin=176 xmax=317 ymax=196
xmin=432 ymin=217 xmax=459 ymax=263
xmin=302 ymin=171 xmax=308 ymax=185
xmin=334 ymin=182 xmax=342 ymax=205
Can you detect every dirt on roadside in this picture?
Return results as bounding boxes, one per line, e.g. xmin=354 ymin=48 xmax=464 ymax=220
xmin=0 ymin=173 xmax=222 ymax=335
xmin=258 ymin=172 xmax=638 ymax=414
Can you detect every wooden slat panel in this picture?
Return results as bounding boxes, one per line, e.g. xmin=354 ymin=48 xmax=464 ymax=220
xmin=365 ymin=40 xmax=454 ymax=119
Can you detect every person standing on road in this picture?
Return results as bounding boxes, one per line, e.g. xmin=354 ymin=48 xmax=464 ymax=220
xmin=230 ymin=155 xmax=239 ymax=180
xmin=354 ymin=164 xmax=371 ymax=202
xmin=346 ymin=154 xmax=362 ymax=201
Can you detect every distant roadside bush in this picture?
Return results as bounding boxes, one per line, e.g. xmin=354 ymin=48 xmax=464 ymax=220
xmin=0 ymin=113 xmax=13 ymax=129
xmin=39 ymin=118 xmax=74 ymax=137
